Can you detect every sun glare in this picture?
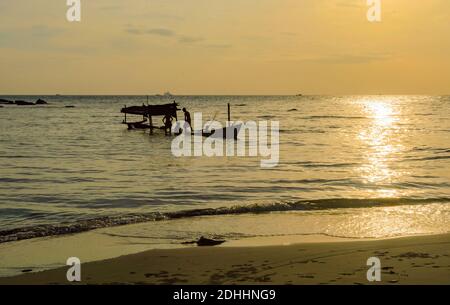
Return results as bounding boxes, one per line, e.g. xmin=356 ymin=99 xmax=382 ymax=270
xmin=357 ymin=98 xmax=404 ymax=197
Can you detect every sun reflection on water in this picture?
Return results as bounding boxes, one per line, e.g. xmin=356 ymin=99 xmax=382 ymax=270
xmin=357 ymin=98 xmax=406 ymax=198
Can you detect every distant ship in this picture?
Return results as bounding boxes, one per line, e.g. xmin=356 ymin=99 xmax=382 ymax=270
xmin=155 ymin=91 xmax=174 ymax=98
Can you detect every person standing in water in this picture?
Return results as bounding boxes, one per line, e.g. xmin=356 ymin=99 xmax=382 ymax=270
xmin=162 ymin=113 xmax=174 ymax=135
xmin=182 ymin=108 xmax=192 ymax=130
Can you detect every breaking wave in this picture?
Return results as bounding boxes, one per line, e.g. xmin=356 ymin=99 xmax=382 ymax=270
xmin=1 ymin=197 xmax=449 ymax=244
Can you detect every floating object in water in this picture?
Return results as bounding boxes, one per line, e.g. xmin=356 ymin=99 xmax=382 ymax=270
xmin=288 ymin=108 xmax=297 ymax=112
xmin=181 ymin=236 xmax=225 ymax=246
xmin=65 ymin=105 xmax=75 ymax=108
xmin=196 ymin=236 xmax=225 ymax=247
xmin=35 ymin=99 xmax=48 ymax=105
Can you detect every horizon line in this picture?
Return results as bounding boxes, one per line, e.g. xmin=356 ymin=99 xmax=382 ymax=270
xmin=1 ymin=93 xmax=449 ymax=97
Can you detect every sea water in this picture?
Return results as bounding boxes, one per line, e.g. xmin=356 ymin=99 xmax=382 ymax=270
xmin=0 ymin=95 xmax=449 ymax=271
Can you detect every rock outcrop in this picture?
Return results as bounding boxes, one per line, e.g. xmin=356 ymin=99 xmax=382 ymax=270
xmin=35 ymin=99 xmax=48 ymax=105
xmin=15 ymin=100 xmax=35 ymax=106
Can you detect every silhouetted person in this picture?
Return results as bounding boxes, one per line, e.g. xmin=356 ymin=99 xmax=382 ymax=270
xmin=182 ymin=108 xmax=192 ymax=130
xmin=162 ymin=113 xmax=174 ymax=135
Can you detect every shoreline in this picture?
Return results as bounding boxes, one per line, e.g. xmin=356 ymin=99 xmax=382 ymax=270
xmin=4 ymin=197 xmax=446 ymax=244
xmin=1 ymin=233 xmax=449 ymax=285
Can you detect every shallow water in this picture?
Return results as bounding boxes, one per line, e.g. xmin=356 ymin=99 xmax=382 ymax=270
xmin=0 ymin=95 xmax=449 ymax=241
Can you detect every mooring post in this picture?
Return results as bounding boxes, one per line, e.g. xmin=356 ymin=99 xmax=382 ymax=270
xmin=149 ymin=115 xmax=153 ymax=135
xmin=124 ymin=105 xmax=127 ymax=123
xmin=227 ymin=103 xmax=231 ymax=123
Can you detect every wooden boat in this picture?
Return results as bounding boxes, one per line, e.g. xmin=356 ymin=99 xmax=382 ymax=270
xmin=201 ymin=123 xmax=242 ymax=139
xmin=121 ymin=101 xmax=180 ymax=133
xmin=203 ymin=103 xmax=241 ymax=139
xmin=121 ymin=102 xmax=179 ymax=117
xmin=125 ymin=118 xmax=151 ymax=130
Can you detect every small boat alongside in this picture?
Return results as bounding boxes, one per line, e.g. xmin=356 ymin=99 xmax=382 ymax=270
xmin=125 ymin=118 xmax=151 ymax=130
xmin=202 ymin=122 xmax=242 ymax=139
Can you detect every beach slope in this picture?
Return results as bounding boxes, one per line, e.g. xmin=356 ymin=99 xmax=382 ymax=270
xmin=1 ymin=234 xmax=449 ymax=285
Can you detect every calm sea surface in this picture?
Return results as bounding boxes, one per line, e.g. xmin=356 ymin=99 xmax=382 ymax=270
xmin=0 ymin=95 xmax=449 ymax=241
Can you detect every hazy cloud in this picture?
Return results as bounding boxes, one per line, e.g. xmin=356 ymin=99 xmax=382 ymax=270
xmin=146 ymin=28 xmax=175 ymax=37
xmin=124 ymin=26 xmax=225 ymax=47
xmin=303 ymin=53 xmax=393 ymax=64
xmin=204 ymin=44 xmax=232 ymax=49
xmin=335 ymin=0 xmax=363 ymax=9
xmin=126 ymin=27 xmax=175 ymax=37
xmin=178 ymin=36 xmax=204 ymax=44
xmin=0 ymin=25 xmax=64 ymax=49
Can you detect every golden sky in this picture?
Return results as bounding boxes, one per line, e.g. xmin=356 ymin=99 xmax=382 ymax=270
xmin=0 ymin=0 xmax=449 ymax=95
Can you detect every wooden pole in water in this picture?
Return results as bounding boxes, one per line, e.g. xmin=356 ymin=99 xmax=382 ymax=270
xmin=148 ymin=107 xmax=153 ymax=135
xmin=228 ymin=103 xmax=238 ymax=140
xmin=149 ymin=115 xmax=153 ymax=135
xmin=124 ymin=105 xmax=127 ymax=123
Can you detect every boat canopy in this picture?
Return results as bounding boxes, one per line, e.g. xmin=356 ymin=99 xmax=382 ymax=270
xmin=121 ymin=102 xmax=179 ymax=117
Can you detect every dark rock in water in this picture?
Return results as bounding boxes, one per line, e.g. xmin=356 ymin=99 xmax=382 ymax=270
xmin=0 ymin=98 xmax=14 ymax=104
xmin=35 ymin=99 xmax=48 ymax=105
xmin=21 ymin=269 xmax=33 ymax=273
xmin=15 ymin=100 xmax=35 ymax=106
xmin=65 ymin=105 xmax=75 ymax=108
xmin=0 ymin=105 xmax=3 ymax=108
xmin=196 ymin=236 xmax=225 ymax=247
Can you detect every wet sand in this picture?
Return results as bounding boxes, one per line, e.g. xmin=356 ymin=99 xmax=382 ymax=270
xmin=1 ymin=233 xmax=449 ymax=285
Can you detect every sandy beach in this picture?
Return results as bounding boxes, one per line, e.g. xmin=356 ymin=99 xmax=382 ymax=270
xmin=1 ymin=233 xmax=448 ymax=285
